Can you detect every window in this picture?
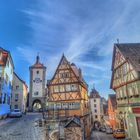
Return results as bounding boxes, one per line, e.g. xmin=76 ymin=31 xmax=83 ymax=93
xmin=6 ymin=74 xmax=9 ymax=85
xmin=54 ymin=86 xmax=59 ymax=93
xmin=94 ymin=104 xmax=96 ymax=107
xmin=95 ymin=109 xmax=97 ymax=113
xmin=59 ymin=85 xmax=65 ymax=92
xmin=95 ymin=115 xmax=98 ymax=119
xmin=122 ymin=64 xmax=127 ymax=75
xmin=3 ymin=94 xmax=6 ymax=104
xmin=65 ymin=84 xmax=71 ymax=92
xmin=62 ymin=103 xmax=68 ymax=109
xmin=15 ymin=94 xmax=18 ymax=102
xmin=71 ymin=84 xmax=77 ymax=91
xmin=69 ymin=102 xmax=80 ymax=109
xmin=36 ymin=71 xmax=39 ymax=74
xmin=60 ymin=73 xmax=69 ymax=78
xmin=69 ymin=103 xmax=73 ymax=109
xmin=16 ymin=85 xmax=19 ymax=90
xmin=49 ymin=103 xmax=54 ymax=109
xmin=56 ymin=103 xmax=61 ymax=109
xmin=136 ymin=117 xmax=140 ymax=137
xmin=75 ymin=102 xmax=80 ymax=109
xmin=34 ymin=91 xmax=39 ymax=95
xmin=128 ymin=86 xmax=134 ymax=97
xmin=15 ymin=105 xmax=18 ymax=109
xmin=94 ymin=99 xmax=96 ymax=102
xmin=7 ymin=96 xmax=10 ymax=105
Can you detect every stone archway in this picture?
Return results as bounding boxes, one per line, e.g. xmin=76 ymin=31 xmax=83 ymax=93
xmin=32 ymin=99 xmax=42 ymax=112
xmin=94 ymin=121 xmax=101 ymax=129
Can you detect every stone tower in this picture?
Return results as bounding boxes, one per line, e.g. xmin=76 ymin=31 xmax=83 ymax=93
xmin=29 ymin=55 xmax=46 ymax=111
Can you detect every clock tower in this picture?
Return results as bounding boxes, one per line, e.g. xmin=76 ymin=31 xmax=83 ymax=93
xmin=29 ymin=55 xmax=46 ymax=111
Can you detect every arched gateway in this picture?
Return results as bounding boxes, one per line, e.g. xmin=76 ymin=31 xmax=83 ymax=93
xmin=29 ymin=55 xmax=46 ymax=112
xmin=32 ymin=99 xmax=42 ymax=112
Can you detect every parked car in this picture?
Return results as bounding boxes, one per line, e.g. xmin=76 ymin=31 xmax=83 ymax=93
xmin=99 ymin=127 xmax=106 ymax=132
xmin=99 ymin=126 xmax=106 ymax=132
xmin=113 ymin=129 xmax=126 ymax=138
xmin=9 ymin=109 xmax=22 ymax=118
xmin=106 ymin=127 xmax=113 ymax=134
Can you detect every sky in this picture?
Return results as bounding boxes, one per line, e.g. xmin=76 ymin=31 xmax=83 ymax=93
xmin=0 ymin=0 xmax=140 ymax=98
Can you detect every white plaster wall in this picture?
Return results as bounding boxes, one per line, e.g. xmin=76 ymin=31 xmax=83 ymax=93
xmin=32 ymin=69 xmax=43 ymax=97
xmin=90 ymin=98 xmax=102 ymax=122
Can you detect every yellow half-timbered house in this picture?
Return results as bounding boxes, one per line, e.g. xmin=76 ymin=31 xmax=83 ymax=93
xmin=47 ymin=54 xmax=91 ymax=139
xmin=111 ymin=43 xmax=140 ymax=140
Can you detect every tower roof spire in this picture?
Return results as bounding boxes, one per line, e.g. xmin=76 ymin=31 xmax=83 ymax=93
xmin=36 ymin=52 xmax=40 ymax=64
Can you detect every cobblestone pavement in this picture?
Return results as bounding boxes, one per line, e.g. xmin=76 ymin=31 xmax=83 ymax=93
xmin=0 ymin=113 xmax=46 ymax=140
xmin=91 ymin=130 xmax=126 ymax=140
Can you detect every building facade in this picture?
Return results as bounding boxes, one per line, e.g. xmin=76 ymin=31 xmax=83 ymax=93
xmin=64 ymin=117 xmax=82 ymax=140
xmin=46 ymin=54 xmax=91 ymax=139
xmin=29 ymin=55 xmax=46 ymax=111
xmin=108 ymin=94 xmax=118 ymax=129
xmin=111 ymin=43 xmax=140 ymax=140
xmin=11 ymin=72 xmax=28 ymax=113
xmin=89 ymin=88 xmax=104 ymax=127
xmin=0 ymin=47 xmax=14 ymax=118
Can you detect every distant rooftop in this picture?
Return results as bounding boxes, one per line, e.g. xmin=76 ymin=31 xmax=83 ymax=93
xmin=30 ymin=55 xmax=46 ymax=68
xmin=114 ymin=43 xmax=140 ymax=71
xmin=90 ymin=88 xmax=100 ymax=98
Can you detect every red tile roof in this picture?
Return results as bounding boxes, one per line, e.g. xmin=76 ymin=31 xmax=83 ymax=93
xmin=30 ymin=55 xmax=46 ymax=68
xmin=90 ymin=88 xmax=100 ymax=98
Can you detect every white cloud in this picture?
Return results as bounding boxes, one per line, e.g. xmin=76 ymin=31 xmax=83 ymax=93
xmin=17 ymin=0 xmax=140 ymax=94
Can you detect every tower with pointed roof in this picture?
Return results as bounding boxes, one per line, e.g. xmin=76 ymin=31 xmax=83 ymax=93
xmin=29 ymin=55 xmax=46 ymax=111
xmin=89 ymin=87 xmax=104 ymax=127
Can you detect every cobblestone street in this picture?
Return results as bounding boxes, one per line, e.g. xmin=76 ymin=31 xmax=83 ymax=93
xmin=0 ymin=113 xmax=46 ymax=140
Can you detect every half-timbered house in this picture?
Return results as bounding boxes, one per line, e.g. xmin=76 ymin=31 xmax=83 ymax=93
xmin=46 ymin=54 xmax=91 ymax=139
xmin=111 ymin=43 xmax=140 ymax=140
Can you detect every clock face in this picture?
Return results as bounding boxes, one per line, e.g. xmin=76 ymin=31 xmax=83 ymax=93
xmin=34 ymin=78 xmax=40 ymax=83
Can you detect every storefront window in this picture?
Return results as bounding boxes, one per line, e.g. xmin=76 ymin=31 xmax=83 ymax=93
xmin=136 ymin=117 xmax=140 ymax=137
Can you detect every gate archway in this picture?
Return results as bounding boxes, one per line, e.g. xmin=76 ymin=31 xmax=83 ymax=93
xmin=32 ymin=99 xmax=42 ymax=112
xmin=94 ymin=121 xmax=101 ymax=129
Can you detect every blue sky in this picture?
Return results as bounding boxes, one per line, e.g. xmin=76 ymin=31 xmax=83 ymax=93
xmin=0 ymin=0 xmax=140 ymax=98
